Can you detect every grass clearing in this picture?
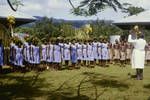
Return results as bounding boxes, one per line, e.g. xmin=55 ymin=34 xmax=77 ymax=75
xmin=0 ymin=65 xmax=150 ymax=100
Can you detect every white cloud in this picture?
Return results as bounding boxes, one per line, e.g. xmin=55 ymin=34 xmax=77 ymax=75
xmin=48 ymin=0 xmax=69 ymax=9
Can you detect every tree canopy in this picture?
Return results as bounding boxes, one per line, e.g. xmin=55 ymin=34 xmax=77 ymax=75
xmin=69 ymin=0 xmax=126 ymax=16
xmin=123 ymin=6 xmax=145 ymax=16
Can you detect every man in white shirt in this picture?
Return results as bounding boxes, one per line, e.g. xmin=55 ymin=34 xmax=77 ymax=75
xmin=128 ymin=32 xmax=146 ymax=80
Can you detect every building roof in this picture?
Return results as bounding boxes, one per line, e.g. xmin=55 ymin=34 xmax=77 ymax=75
xmin=113 ymin=10 xmax=150 ymax=29
xmin=0 ymin=6 xmax=36 ymax=26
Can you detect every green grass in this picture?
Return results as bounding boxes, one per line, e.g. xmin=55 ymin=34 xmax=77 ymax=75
xmin=0 ymin=65 xmax=150 ymax=100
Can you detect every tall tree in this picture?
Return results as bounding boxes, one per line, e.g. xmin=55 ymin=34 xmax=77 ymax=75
xmin=69 ymin=0 xmax=126 ymax=16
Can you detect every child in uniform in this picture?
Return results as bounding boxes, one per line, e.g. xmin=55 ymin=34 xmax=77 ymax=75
xmin=23 ymin=37 xmax=30 ymax=69
xmin=108 ymin=41 xmax=113 ymax=64
xmin=93 ymin=38 xmax=98 ymax=65
xmin=16 ymin=41 xmax=24 ymax=68
xmin=47 ymin=39 xmax=54 ymax=69
xmin=53 ymin=39 xmax=62 ymax=70
xmin=41 ymin=39 xmax=47 ymax=69
xmin=63 ymin=39 xmax=71 ymax=68
xmin=113 ymin=39 xmax=120 ymax=64
xmin=87 ymin=39 xmax=94 ymax=67
xmin=77 ymin=40 xmax=83 ymax=66
xmin=58 ymin=38 xmax=64 ymax=66
xmin=70 ymin=39 xmax=78 ymax=69
xmin=101 ymin=38 xmax=109 ymax=67
xmin=126 ymin=42 xmax=132 ymax=64
xmin=0 ymin=39 xmax=4 ymax=73
xmin=120 ymin=41 xmax=126 ymax=67
xmin=97 ymin=39 xmax=102 ymax=66
xmin=10 ymin=38 xmax=16 ymax=66
xmin=145 ymin=42 xmax=150 ymax=65
xmin=82 ymin=40 xmax=87 ymax=66
xmin=32 ymin=38 xmax=40 ymax=70
xmin=29 ymin=38 xmax=35 ymax=69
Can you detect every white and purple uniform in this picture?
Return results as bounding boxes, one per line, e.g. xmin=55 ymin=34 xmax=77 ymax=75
xmin=63 ymin=43 xmax=71 ymax=61
xmin=41 ymin=44 xmax=47 ymax=62
xmin=82 ymin=44 xmax=87 ymax=61
xmin=53 ymin=44 xmax=61 ymax=63
xmin=23 ymin=42 xmax=30 ymax=62
xmin=10 ymin=43 xmax=16 ymax=64
xmin=87 ymin=43 xmax=94 ymax=61
xmin=47 ymin=44 xmax=54 ymax=63
xmin=93 ymin=42 xmax=98 ymax=60
xmin=101 ymin=43 xmax=109 ymax=60
xmin=16 ymin=47 xmax=23 ymax=66
xmin=29 ymin=44 xmax=34 ymax=64
xmin=97 ymin=42 xmax=102 ymax=60
xmin=0 ymin=44 xmax=4 ymax=66
xmin=77 ymin=43 xmax=83 ymax=60
xmin=13 ymin=44 xmax=18 ymax=65
xmin=71 ymin=44 xmax=77 ymax=63
xmin=59 ymin=43 xmax=64 ymax=60
xmin=33 ymin=46 xmax=40 ymax=64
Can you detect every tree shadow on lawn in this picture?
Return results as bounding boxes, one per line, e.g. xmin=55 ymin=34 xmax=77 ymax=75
xmin=0 ymin=72 xmax=51 ymax=100
xmin=0 ymin=72 xmax=92 ymax=100
xmin=148 ymin=96 xmax=150 ymax=100
xmin=83 ymin=72 xmax=118 ymax=79
xmin=83 ymin=72 xmax=129 ymax=91
xmin=0 ymin=70 xmax=130 ymax=100
xmin=48 ymin=92 xmax=90 ymax=100
xmin=48 ymin=72 xmax=130 ymax=100
xmin=144 ymin=84 xmax=150 ymax=89
xmin=92 ymin=79 xmax=129 ymax=90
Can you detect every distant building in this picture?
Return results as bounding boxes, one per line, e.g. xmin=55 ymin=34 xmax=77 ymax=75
xmin=110 ymin=35 xmax=120 ymax=44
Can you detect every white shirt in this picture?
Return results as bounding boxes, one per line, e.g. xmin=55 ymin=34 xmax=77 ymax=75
xmin=128 ymin=35 xmax=146 ymax=50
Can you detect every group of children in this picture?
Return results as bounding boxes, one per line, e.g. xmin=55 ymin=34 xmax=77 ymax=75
xmin=1 ymin=36 xmax=150 ymax=71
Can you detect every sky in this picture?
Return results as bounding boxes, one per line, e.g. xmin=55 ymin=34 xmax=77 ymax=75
xmin=1 ymin=0 xmax=150 ymax=21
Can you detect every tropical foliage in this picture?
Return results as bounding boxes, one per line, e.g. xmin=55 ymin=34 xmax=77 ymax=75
xmin=15 ymin=17 xmax=123 ymax=42
xmin=122 ymin=5 xmax=145 ymax=16
xmin=69 ymin=0 xmax=126 ymax=16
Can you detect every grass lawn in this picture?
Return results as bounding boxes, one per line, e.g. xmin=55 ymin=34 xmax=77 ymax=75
xmin=0 ymin=65 xmax=150 ymax=100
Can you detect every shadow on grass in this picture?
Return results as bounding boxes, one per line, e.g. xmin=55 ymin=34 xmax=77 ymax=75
xmin=50 ymin=72 xmax=130 ymax=100
xmin=83 ymin=72 xmax=129 ymax=91
xmin=48 ymin=92 xmax=89 ymax=100
xmin=144 ymin=84 xmax=150 ymax=89
xmin=148 ymin=96 xmax=150 ymax=100
xmin=0 ymin=72 xmax=51 ymax=100
xmin=92 ymin=79 xmax=129 ymax=89
xmin=0 ymin=70 xmax=130 ymax=100
xmin=83 ymin=72 xmax=117 ymax=79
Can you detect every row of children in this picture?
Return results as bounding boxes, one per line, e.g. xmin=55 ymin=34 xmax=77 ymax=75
xmin=1 ymin=36 xmax=150 ymax=71
xmin=9 ymin=36 xmax=110 ymax=70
